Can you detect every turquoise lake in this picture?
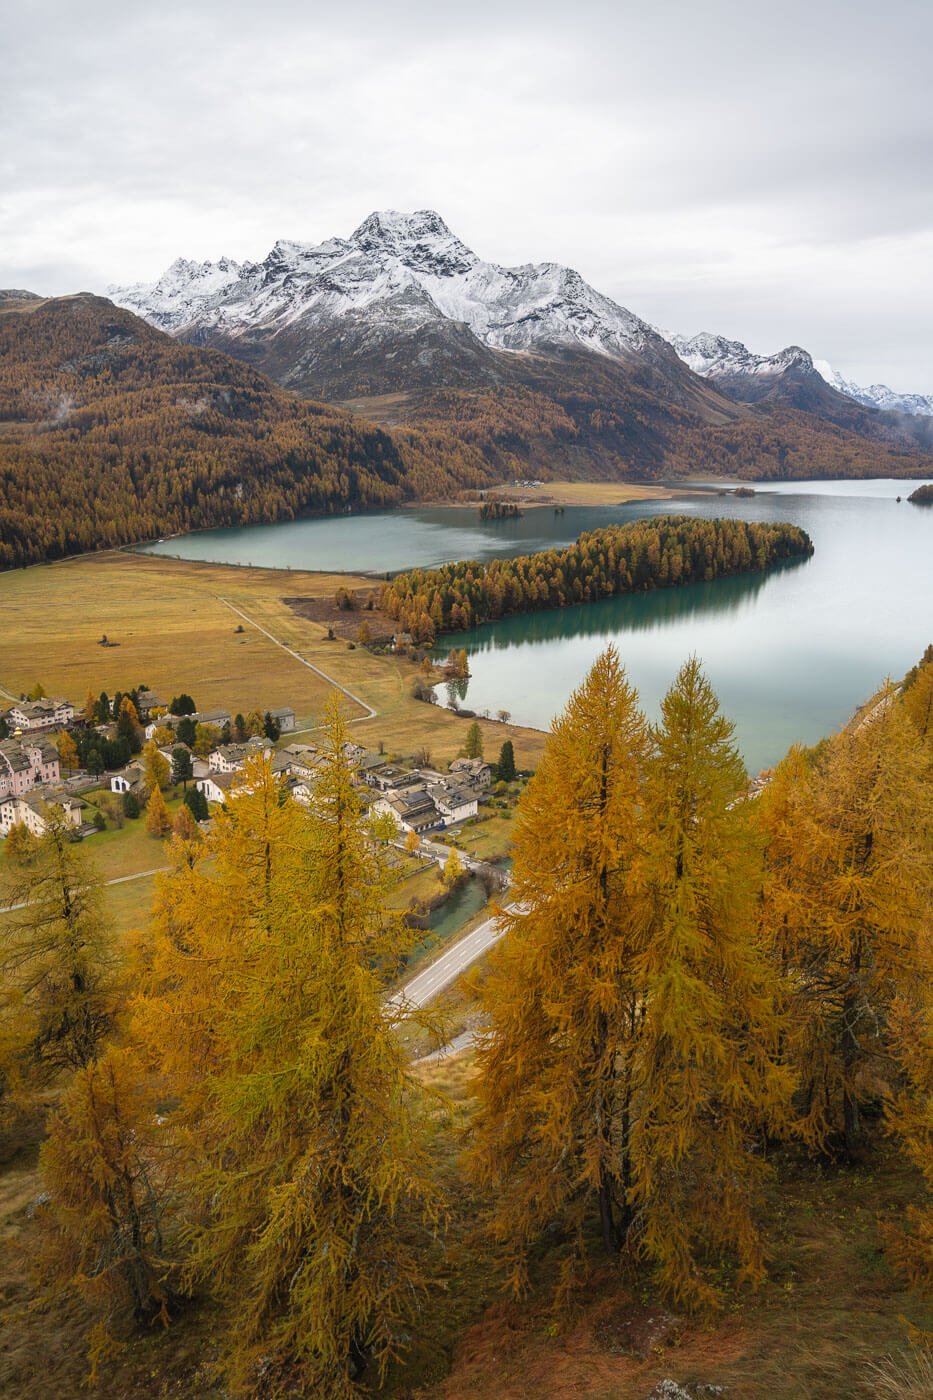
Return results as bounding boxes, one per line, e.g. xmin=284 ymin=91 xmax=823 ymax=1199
xmin=141 ymin=480 xmax=932 ymax=773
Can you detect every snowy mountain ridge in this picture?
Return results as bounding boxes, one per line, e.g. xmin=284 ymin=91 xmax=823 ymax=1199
xmin=812 ymin=359 xmax=933 ymax=418
xmin=667 ymin=330 xmax=933 ymax=418
xmin=111 ymin=209 xmax=664 ymax=365
xmin=111 ymin=211 xmax=931 ymax=420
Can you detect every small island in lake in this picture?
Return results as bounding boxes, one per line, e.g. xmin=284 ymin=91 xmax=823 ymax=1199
xmin=907 ymin=483 xmax=933 ymax=504
xmin=479 ymin=499 xmax=523 ymax=521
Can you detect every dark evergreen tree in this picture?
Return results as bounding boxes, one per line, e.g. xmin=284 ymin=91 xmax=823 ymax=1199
xmin=496 ymin=739 xmax=516 ymax=783
xmin=176 ymin=717 xmax=197 ymax=747
xmin=172 ymin=747 xmax=193 ymax=789
xmin=184 ymin=786 xmax=209 ymax=822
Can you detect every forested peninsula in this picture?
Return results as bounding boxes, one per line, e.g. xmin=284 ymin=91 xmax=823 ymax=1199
xmin=381 ymin=515 xmax=813 ymax=638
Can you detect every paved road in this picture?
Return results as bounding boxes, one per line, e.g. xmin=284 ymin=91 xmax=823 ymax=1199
xmin=414 ymin=1028 xmax=477 ymax=1064
xmin=389 ymin=903 xmax=516 ymax=1010
xmin=215 ymin=596 xmax=377 ymax=721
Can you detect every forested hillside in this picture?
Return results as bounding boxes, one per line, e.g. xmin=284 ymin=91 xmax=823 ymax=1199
xmin=381 ymin=516 xmax=814 ymax=638
xmin=0 ymin=654 xmax=929 ymax=1399
xmin=353 ymin=359 xmax=933 ymax=483
xmin=0 ymin=295 xmax=501 ymax=569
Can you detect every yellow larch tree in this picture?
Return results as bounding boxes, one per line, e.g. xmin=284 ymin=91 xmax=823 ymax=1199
xmin=142 ymin=738 xmax=170 ymax=793
xmin=470 ymin=646 xmax=650 ymax=1293
xmin=442 ymin=846 xmax=464 ymax=886
xmin=145 ymin=783 xmax=171 ymax=837
xmin=38 ymin=1044 xmax=171 ymax=1339
xmin=0 ymin=808 xmax=118 ymax=1095
xmin=56 ymin=729 xmax=79 ymax=775
xmin=900 ymin=646 xmax=933 ymax=747
xmin=0 ymin=812 xmax=169 ymax=1349
xmin=629 ymin=658 xmax=792 ymax=1310
xmin=136 ymin=710 xmax=443 ymax=1398
xmin=757 ymin=691 xmax=931 ymax=1158
xmin=881 ymin=969 xmax=933 ymax=1299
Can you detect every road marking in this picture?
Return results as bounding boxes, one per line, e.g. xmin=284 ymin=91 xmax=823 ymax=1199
xmin=389 ymin=903 xmax=516 ymax=1010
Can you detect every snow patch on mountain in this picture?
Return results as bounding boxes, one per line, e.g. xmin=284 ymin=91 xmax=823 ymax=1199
xmin=110 ymin=210 xmax=664 ymax=364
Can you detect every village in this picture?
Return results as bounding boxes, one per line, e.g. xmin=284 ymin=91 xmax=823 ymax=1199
xmin=0 ymin=684 xmax=504 ymax=852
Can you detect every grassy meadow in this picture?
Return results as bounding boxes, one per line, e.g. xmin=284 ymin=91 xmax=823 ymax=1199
xmin=0 ymin=550 xmax=545 ymax=769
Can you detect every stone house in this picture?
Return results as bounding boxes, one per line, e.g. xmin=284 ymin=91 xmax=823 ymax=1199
xmin=449 ymin=756 xmax=493 ymax=787
xmin=372 ymin=788 xmax=442 ymax=836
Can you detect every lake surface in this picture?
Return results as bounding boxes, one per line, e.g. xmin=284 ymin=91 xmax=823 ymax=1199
xmin=142 ymin=480 xmax=932 ymax=773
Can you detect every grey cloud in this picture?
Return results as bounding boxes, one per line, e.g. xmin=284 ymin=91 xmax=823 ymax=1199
xmin=2 ymin=0 xmax=931 ymax=388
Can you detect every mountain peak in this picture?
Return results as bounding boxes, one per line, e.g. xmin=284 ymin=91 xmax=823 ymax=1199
xmin=108 ymin=211 xmax=673 ymax=370
xmin=350 ymin=208 xmax=456 ymax=249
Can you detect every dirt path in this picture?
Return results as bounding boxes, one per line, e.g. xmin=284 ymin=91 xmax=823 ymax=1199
xmin=215 ymin=596 xmax=377 ymax=721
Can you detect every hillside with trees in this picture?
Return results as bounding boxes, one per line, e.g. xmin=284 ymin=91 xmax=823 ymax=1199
xmin=0 ymin=295 xmax=502 ymax=569
xmin=347 ymin=349 xmax=933 ymax=483
xmin=381 ymin=515 xmax=813 ymax=640
xmin=0 ymin=651 xmax=929 ymax=1398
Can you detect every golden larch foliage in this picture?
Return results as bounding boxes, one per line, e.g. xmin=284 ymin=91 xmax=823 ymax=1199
xmin=135 ymin=708 xmax=444 ymax=1397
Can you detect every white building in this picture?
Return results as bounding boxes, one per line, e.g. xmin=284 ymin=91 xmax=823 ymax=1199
xmin=0 ymin=792 xmax=84 ymax=838
xmin=110 ymin=763 xmax=146 ymax=797
xmin=196 ymin=771 xmax=239 ymax=805
xmin=5 ymin=698 xmax=75 ymax=732
xmin=427 ymin=783 xmax=479 ymax=827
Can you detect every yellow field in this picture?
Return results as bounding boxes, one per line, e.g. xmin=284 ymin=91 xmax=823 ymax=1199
xmin=0 ymin=551 xmax=547 ymax=770
xmin=488 ymin=479 xmax=672 ymax=507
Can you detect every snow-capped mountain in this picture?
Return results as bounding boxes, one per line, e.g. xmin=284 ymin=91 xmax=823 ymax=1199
xmin=109 ymin=213 xmax=933 ymax=467
xmin=667 ymin=331 xmax=933 ymax=419
xmin=112 ymin=209 xmax=670 ymax=380
xmin=813 ymin=360 xmax=933 ymax=418
xmin=667 ymin=332 xmax=815 ymax=384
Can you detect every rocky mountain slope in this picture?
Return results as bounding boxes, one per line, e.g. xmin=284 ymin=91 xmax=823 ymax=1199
xmin=668 ymin=330 xmax=933 ymax=443
xmin=111 ymin=211 xmax=933 ymax=477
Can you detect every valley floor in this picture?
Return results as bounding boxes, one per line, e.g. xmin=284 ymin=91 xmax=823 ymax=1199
xmin=0 ymin=550 xmax=547 ymax=771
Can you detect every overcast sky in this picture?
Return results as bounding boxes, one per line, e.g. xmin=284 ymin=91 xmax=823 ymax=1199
xmin=3 ymin=0 xmax=931 ymax=389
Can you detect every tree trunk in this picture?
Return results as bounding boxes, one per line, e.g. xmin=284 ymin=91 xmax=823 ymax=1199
xmin=598 ymin=1170 xmax=618 ymax=1254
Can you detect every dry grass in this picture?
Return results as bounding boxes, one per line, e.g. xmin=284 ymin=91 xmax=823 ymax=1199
xmin=0 ymin=551 xmax=546 ymax=772
xmin=865 ymin=1344 xmax=933 ymax=1400
xmin=487 ymin=480 xmax=672 ymax=507
xmin=418 ymin=1138 xmax=931 ymax=1400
